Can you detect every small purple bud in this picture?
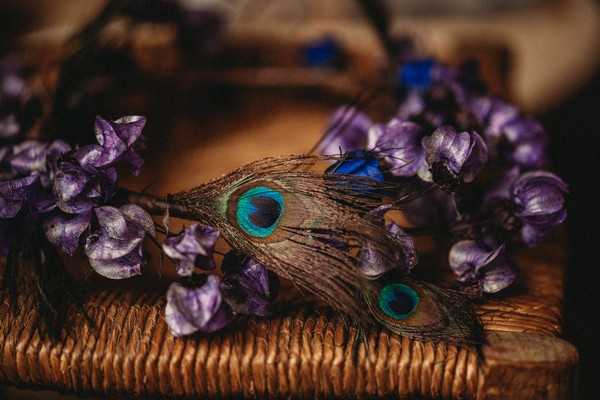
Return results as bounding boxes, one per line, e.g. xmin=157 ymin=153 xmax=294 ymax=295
xmin=317 ymin=106 xmax=372 ymax=155
xmin=422 ymin=126 xmax=488 ymax=187
xmin=162 ymin=224 xmax=220 ymax=276
xmin=449 ymin=240 xmax=516 ymax=294
xmin=84 ymin=205 xmax=152 ymax=279
xmin=221 ymin=251 xmax=277 ymax=317
xmin=512 ymin=171 xmax=568 ymax=245
xmin=43 ymin=211 xmax=92 ymax=255
xmin=373 ymin=118 xmax=428 ymax=177
xmin=165 ymin=275 xmax=232 ymax=336
xmin=0 ymin=174 xmax=38 ymax=218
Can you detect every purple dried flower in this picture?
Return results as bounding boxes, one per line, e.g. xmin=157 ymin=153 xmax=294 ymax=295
xmin=317 ymin=106 xmax=372 ymax=155
xmin=165 ymin=275 xmax=232 ymax=336
xmin=0 ymin=174 xmax=38 ymax=218
xmin=7 ymin=140 xmax=71 ymax=186
xmin=162 ymin=223 xmax=220 ymax=276
xmin=422 ymin=126 xmax=488 ymax=187
xmin=512 ymin=171 xmax=568 ymax=245
xmin=221 ymin=251 xmax=277 ymax=317
xmin=84 ymin=205 xmax=152 ymax=279
xmin=470 ymin=97 xmax=547 ymax=168
xmin=449 ymin=240 xmax=516 ymax=294
xmin=397 ymin=90 xmax=426 ymax=121
xmin=485 ymin=169 xmax=567 ymax=245
xmin=43 ymin=210 xmax=92 ymax=255
xmin=53 ymin=161 xmax=117 ymax=214
xmin=74 ymin=116 xmax=146 ymax=175
xmin=372 ymin=118 xmax=428 ymax=177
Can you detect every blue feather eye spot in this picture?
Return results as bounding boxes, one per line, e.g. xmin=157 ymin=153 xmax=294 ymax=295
xmin=378 ymin=283 xmax=420 ymax=320
xmin=236 ymin=186 xmax=284 ymax=238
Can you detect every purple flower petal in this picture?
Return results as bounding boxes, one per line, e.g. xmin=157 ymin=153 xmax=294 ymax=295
xmin=449 ymin=240 xmax=516 ymax=293
xmin=221 ymin=252 xmax=275 ymax=316
xmin=397 ymin=90 xmax=425 ymax=120
xmin=95 ymin=206 xmax=129 ymax=239
xmin=89 ymin=245 xmax=143 ymax=279
xmin=502 ymin=117 xmax=545 ymax=143
xmin=373 ymin=118 xmax=427 ymax=177
xmin=120 ymin=149 xmax=145 ymax=176
xmin=165 ymin=276 xmax=232 ymax=336
xmin=470 ymin=97 xmax=519 ymax=139
xmin=121 ymin=204 xmax=155 ymax=236
xmin=92 ymin=116 xmax=127 ymax=167
xmin=511 ymin=139 xmax=546 ymax=168
xmin=53 ymin=162 xmax=93 ymax=213
xmin=110 ymin=115 xmax=146 ymax=147
xmin=0 ymin=174 xmax=38 ymax=218
xmin=480 ymin=261 xmax=517 ymax=294
xmin=73 ymin=144 xmax=103 ymax=169
xmin=512 ymin=171 xmax=568 ymax=225
xmin=317 ymin=106 xmax=372 ymax=155
xmin=162 ymin=224 xmax=220 ymax=274
xmin=0 ymin=196 xmax=22 ymax=218
xmin=520 ymin=224 xmax=549 ymax=246
xmin=84 ymin=231 xmax=144 ymax=260
xmin=43 ymin=211 xmax=91 ymax=255
xmin=9 ymin=141 xmax=47 ymax=174
xmin=422 ymin=126 xmax=488 ymax=185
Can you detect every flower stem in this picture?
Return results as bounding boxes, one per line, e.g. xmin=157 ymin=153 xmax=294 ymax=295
xmin=119 ymin=189 xmax=199 ymax=221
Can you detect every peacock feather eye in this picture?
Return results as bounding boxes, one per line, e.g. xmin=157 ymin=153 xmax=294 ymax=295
xmin=378 ymin=283 xmax=420 ymax=320
xmin=236 ymin=186 xmax=284 ymax=238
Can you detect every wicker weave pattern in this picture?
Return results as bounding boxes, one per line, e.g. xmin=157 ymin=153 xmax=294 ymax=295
xmin=0 ymin=244 xmax=576 ymax=398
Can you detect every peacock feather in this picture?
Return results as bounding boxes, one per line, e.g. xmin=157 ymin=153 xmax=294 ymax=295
xmin=169 ymin=154 xmax=482 ymax=343
xmin=365 ymin=277 xmax=483 ymax=344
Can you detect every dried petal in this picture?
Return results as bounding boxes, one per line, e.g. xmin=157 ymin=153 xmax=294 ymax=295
xmin=512 ymin=171 xmax=568 ymax=225
xmin=449 ymin=240 xmax=516 ymax=293
xmin=162 ymin=224 xmax=220 ymax=274
xmin=165 ymin=276 xmax=232 ymax=336
xmin=373 ymin=118 xmax=427 ymax=177
xmin=121 ymin=204 xmax=155 ymax=236
xmin=111 ymin=115 xmax=146 ymax=147
xmin=89 ymin=245 xmax=143 ymax=279
xmin=221 ymin=252 xmax=276 ymax=316
xmin=95 ymin=206 xmax=128 ymax=239
xmin=317 ymin=107 xmax=372 ymax=155
xmin=0 ymin=174 xmax=38 ymax=218
xmin=43 ymin=211 xmax=91 ymax=255
xmin=85 ymin=231 xmax=143 ymax=260
xmin=422 ymin=126 xmax=488 ymax=186
xmin=92 ymin=116 xmax=127 ymax=167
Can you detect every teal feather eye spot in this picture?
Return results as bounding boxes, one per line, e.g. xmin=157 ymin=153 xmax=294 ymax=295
xmin=236 ymin=186 xmax=284 ymax=238
xmin=378 ymin=283 xmax=419 ymax=320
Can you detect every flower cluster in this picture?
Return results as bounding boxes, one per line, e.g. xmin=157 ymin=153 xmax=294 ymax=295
xmin=163 ymin=226 xmax=278 ymax=336
xmin=319 ymin=58 xmax=568 ymax=294
xmin=1 ymin=114 xmax=279 ymax=337
xmin=1 ymin=115 xmax=149 ymax=264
